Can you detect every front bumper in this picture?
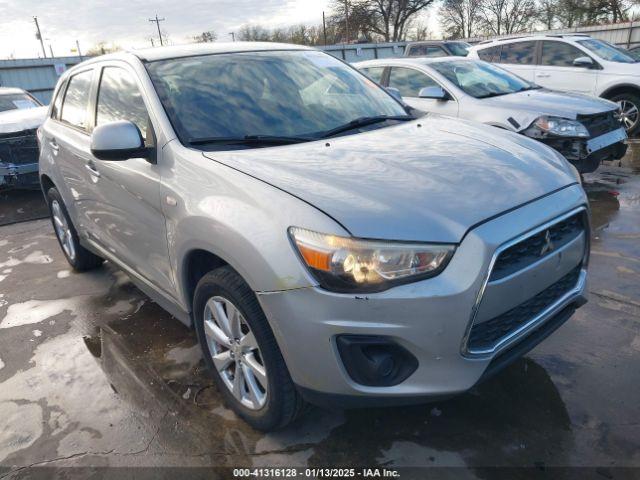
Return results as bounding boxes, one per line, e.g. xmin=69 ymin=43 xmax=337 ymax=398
xmin=257 ymin=185 xmax=589 ymax=407
xmin=0 ymin=161 xmax=39 ymax=187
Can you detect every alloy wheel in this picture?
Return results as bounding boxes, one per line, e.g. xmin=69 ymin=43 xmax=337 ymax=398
xmin=617 ymin=99 xmax=639 ymax=131
xmin=203 ymin=296 xmax=268 ymax=410
xmin=51 ymin=200 xmax=76 ymax=261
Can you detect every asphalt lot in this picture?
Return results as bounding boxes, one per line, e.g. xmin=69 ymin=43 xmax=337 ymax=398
xmin=0 ymin=147 xmax=639 ymax=479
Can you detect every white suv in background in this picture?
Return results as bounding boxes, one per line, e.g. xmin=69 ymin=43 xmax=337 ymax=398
xmin=468 ymin=35 xmax=640 ymax=135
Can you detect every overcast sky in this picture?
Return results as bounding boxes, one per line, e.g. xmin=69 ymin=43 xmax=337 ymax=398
xmin=0 ymin=0 xmax=338 ymax=59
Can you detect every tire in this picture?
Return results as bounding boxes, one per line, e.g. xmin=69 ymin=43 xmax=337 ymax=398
xmin=193 ymin=266 xmax=304 ymax=430
xmin=46 ymin=187 xmax=103 ymax=271
xmin=610 ymin=92 xmax=640 ymax=137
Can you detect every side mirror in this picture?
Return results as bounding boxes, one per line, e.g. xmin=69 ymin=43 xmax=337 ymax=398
xmin=90 ymin=120 xmax=148 ymax=161
xmin=386 ymin=87 xmax=403 ymax=102
xmin=573 ymin=56 xmax=594 ymax=68
xmin=418 ymin=86 xmax=449 ymax=100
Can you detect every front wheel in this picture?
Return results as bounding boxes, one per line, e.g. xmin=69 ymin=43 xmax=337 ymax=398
xmin=611 ymin=92 xmax=640 ymax=136
xmin=193 ymin=266 xmax=304 ymax=430
xmin=46 ymin=187 xmax=103 ymax=271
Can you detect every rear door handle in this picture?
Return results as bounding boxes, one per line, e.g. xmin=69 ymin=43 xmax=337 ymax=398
xmin=85 ymin=162 xmax=101 ymax=178
xmin=48 ymin=138 xmax=59 ymax=151
xmin=536 ymin=73 xmax=550 ymax=78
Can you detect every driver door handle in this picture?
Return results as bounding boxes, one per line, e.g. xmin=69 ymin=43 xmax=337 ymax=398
xmin=85 ymin=162 xmax=101 ymax=178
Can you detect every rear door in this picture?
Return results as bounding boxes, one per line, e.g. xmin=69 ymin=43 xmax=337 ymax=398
xmin=496 ymin=41 xmax=538 ymax=82
xmin=42 ymin=68 xmax=98 ymax=234
xmin=88 ymin=64 xmax=174 ymax=294
xmin=535 ymin=40 xmax=599 ymax=94
xmin=387 ymin=66 xmax=459 ymax=117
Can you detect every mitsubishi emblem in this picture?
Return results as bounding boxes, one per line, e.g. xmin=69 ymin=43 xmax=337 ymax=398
xmin=540 ymin=230 xmax=555 ymax=257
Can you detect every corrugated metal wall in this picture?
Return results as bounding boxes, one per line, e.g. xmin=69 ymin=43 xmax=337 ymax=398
xmin=0 ymin=57 xmax=83 ymax=105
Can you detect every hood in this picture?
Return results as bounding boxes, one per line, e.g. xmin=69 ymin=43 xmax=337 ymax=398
xmin=203 ymin=116 xmax=577 ymax=243
xmin=0 ymin=106 xmax=47 ymax=134
xmin=482 ymin=89 xmax=617 ymax=129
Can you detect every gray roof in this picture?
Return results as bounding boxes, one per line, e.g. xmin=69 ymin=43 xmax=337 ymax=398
xmin=129 ymin=42 xmax=313 ymax=62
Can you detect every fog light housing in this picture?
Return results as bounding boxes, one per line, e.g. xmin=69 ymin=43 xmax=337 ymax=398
xmin=336 ymin=335 xmax=418 ymax=387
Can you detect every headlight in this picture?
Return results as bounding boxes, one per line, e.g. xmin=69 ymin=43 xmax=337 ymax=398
xmin=525 ymin=116 xmax=590 ymax=138
xmin=289 ymin=227 xmax=456 ymax=293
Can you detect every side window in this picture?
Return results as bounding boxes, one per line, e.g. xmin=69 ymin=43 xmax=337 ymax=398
xmin=499 ymin=41 xmax=536 ymax=65
xmin=407 ymin=45 xmax=446 ymax=57
xmin=51 ymin=80 xmax=67 ymax=119
xmin=60 ymin=70 xmax=93 ymax=129
xmin=424 ymin=46 xmax=447 ymax=58
xmin=477 ymin=45 xmax=502 ymax=63
xmin=388 ymin=67 xmax=438 ymax=97
xmin=360 ymin=67 xmax=385 ymax=84
xmin=96 ymin=67 xmax=150 ymax=142
xmin=541 ymin=41 xmax=586 ymax=67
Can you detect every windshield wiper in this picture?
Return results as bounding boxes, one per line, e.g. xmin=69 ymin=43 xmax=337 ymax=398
xmin=318 ymin=115 xmax=413 ymax=139
xmin=188 ymin=134 xmax=314 ymax=147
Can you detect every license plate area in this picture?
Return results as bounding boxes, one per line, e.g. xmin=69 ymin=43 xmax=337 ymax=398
xmin=587 ymin=127 xmax=627 ymax=154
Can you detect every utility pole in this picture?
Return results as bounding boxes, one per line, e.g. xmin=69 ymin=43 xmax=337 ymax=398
xmin=49 ymin=44 xmax=54 ymax=58
xmin=322 ymin=11 xmax=327 ymax=45
xmin=344 ymin=0 xmax=350 ymax=44
xmin=229 ymin=32 xmax=235 ymax=41
xmin=75 ymin=40 xmax=83 ymax=60
xmin=33 ymin=17 xmax=47 ymax=58
xmin=148 ymin=14 xmax=165 ymax=46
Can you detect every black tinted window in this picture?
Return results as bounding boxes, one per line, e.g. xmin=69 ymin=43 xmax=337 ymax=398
xmin=60 ymin=70 xmax=93 ymax=129
xmin=499 ymin=41 xmax=536 ymax=65
xmin=361 ymin=67 xmax=385 ymax=84
xmin=477 ymin=46 xmax=501 ymax=62
xmin=96 ymin=67 xmax=149 ymax=141
xmin=408 ymin=45 xmax=447 ymax=57
xmin=541 ymin=41 xmax=586 ymax=67
xmin=388 ymin=67 xmax=438 ymax=97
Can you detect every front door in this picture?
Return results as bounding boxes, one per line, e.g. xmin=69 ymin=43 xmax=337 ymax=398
xmin=87 ymin=65 xmax=174 ymax=295
xmin=535 ymin=40 xmax=599 ymax=94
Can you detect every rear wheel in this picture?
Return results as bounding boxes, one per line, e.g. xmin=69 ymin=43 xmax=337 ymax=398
xmin=193 ymin=266 xmax=303 ymax=430
xmin=46 ymin=187 xmax=103 ymax=271
xmin=611 ymin=92 xmax=640 ymax=136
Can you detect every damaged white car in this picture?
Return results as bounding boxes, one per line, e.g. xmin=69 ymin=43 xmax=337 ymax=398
xmin=356 ymin=57 xmax=627 ymax=173
xmin=0 ymin=87 xmax=47 ymax=188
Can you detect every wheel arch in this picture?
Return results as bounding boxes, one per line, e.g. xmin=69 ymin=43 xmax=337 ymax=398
xmin=599 ymin=83 xmax=640 ymax=100
xmin=181 ymin=248 xmax=230 ymax=317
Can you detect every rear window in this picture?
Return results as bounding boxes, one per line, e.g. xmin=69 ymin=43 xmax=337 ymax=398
xmin=499 ymin=41 xmax=536 ymax=65
xmin=60 ymin=70 xmax=93 ymax=130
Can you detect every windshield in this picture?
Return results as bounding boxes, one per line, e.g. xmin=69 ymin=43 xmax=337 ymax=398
xmin=146 ymin=50 xmax=407 ymax=147
xmin=430 ymin=60 xmax=536 ymax=98
xmin=0 ymin=93 xmax=40 ymax=113
xmin=577 ymin=39 xmax=637 ymax=63
xmin=447 ymin=42 xmax=471 ymax=57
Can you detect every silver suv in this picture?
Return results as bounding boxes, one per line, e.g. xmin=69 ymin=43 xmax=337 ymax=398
xmin=39 ymin=43 xmax=590 ymax=430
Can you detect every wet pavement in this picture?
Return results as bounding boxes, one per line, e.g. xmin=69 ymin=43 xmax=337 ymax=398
xmin=0 ymin=189 xmax=48 ymax=227
xmin=0 ymin=148 xmax=639 ymax=479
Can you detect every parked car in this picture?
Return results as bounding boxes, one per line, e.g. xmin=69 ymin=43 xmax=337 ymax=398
xmin=468 ymin=34 xmax=640 ymax=135
xmin=355 ymin=57 xmax=627 ymax=173
xmin=40 ymin=43 xmax=589 ymax=430
xmin=624 ymin=44 xmax=640 ymax=61
xmin=0 ymin=87 xmax=47 ymax=188
xmin=404 ymin=40 xmax=471 ymax=58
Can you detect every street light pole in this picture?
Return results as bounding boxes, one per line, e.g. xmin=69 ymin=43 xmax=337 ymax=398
xmin=33 ymin=17 xmax=47 ymax=58
xmin=229 ymin=32 xmax=235 ymax=41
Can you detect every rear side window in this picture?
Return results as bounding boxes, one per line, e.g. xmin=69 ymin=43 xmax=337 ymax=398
xmin=60 ymin=70 xmax=93 ymax=130
xmin=388 ymin=67 xmax=439 ymax=97
xmin=96 ymin=67 xmax=150 ymax=141
xmin=499 ymin=41 xmax=536 ymax=65
xmin=360 ymin=67 xmax=385 ymax=84
xmin=477 ymin=45 xmax=502 ymax=63
xmin=541 ymin=41 xmax=586 ymax=67
xmin=408 ymin=45 xmax=447 ymax=57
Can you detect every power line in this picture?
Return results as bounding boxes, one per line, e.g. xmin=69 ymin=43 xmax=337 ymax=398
xmin=149 ymin=14 xmax=165 ymax=46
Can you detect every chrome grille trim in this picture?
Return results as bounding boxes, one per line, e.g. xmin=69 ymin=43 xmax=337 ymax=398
xmin=461 ymin=205 xmax=589 ymax=358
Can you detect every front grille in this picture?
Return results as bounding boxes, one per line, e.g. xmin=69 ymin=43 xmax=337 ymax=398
xmin=490 ymin=212 xmax=585 ymax=282
xmin=0 ymin=128 xmax=39 ymax=165
xmin=578 ymin=111 xmax=620 ymax=138
xmin=468 ymin=266 xmax=582 ymax=352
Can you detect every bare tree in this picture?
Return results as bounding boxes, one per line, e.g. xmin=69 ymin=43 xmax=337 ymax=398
xmin=364 ymin=0 xmax=437 ymax=41
xmin=478 ymin=0 xmax=538 ymax=35
xmin=439 ymin=0 xmax=482 ymax=38
xmin=193 ymin=31 xmax=217 ymax=43
xmin=410 ymin=19 xmax=432 ymax=40
xmin=537 ymin=0 xmax=558 ymax=29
